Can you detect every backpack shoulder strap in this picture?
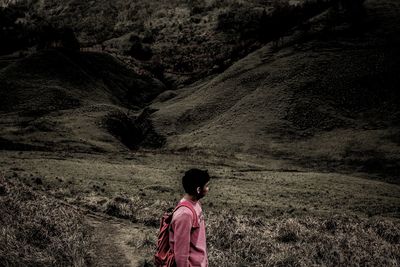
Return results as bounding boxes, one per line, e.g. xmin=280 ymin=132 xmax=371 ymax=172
xmin=173 ymin=201 xmax=199 ymax=228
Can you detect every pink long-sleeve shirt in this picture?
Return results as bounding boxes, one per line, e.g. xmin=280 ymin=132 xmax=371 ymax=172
xmin=169 ymin=199 xmax=208 ymax=267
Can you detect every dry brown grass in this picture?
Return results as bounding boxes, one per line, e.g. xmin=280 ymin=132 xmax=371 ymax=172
xmin=206 ymin=211 xmax=400 ymax=266
xmin=0 ymin=175 xmax=92 ymax=266
xmin=126 ymin=208 xmax=400 ymax=266
xmin=80 ymin=194 xmax=174 ymax=228
xmin=119 ymin=197 xmax=399 ymax=266
xmin=1 ymin=151 xmax=399 ymax=267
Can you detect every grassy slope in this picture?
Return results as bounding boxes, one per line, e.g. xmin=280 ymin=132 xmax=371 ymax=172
xmin=0 ymin=49 xmax=164 ymax=111
xmin=0 ymin=49 xmax=165 ymax=153
xmin=151 ymin=0 xmax=400 ymax=183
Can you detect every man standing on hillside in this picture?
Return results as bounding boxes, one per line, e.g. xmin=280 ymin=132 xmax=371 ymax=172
xmin=169 ymin=168 xmax=210 ymax=267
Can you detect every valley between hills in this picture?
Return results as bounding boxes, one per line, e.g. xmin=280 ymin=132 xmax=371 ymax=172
xmin=0 ymin=0 xmax=399 ymax=266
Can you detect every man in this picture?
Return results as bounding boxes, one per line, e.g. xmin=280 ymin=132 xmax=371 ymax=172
xmin=169 ymin=168 xmax=210 ymax=267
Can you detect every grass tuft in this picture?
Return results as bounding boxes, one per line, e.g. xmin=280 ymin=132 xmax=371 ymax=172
xmin=102 ymin=195 xmax=172 ymax=227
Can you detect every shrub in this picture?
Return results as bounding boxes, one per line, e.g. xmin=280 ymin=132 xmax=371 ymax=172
xmin=338 ymin=0 xmax=366 ymax=16
xmin=103 ymin=194 xmax=172 ymax=227
xmin=0 ymin=6 xmax=32 ymax=54
xmin=103 ymin=109 xmax=166 ymax=150
xmin=142 ymin=30 xmax=155 ymax=43
xmin=105 ymin=195 xmax=140 ymax=220
xmin=35 ymin=24 xmax=80 ymax=51
xmin=127 ymin=34 xmax=153 ymax=60
xmin=217 ymin=0 xmax=331 ymax=44
xmin=60 ymin=27 xmax=80 ymax=51
xmin=188 ymin=0 xmax=207 ymax=15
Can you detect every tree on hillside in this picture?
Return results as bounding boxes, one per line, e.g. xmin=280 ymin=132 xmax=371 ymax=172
xmin=341 ymin=0 xmax=366 ymax=22
xmin=324 ymin=0 xmax=366 ymax=33
xmin=0 ymin=6 xmax=31 ymax=54
xmin=60 ymin=27 xmax=80 ymax=51
xmin=187 ymin=0 xmax=206 ymax=15
xmin=36 ymin=24 xmax=80 ymax=51
xmin=37 ymin=24 xmax=59 ymax=49
xmin=331 ymin=0 xmax=366 ymax=22
xmin=127 ymin=34 xmax=152 ymax=61
xmin=148 ymin=55 xmax=166 ymax=83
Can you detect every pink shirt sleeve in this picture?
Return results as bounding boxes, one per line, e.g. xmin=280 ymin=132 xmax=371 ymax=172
xmin=172 ymin=208 xmax=193 ymax=267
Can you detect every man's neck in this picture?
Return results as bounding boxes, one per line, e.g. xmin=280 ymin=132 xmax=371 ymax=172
xmin=183 ymin=194 xmax=198 ymax=202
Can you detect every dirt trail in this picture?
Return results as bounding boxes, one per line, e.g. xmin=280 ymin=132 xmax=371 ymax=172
xmin=85 ymin=213 xmax=148 ymax=267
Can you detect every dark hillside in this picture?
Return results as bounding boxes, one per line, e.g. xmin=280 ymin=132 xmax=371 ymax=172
xmin=0 ymin=0 xmax=399 ymax=181
xmin=0 ymin=50 xmax=165 ymax=112
xmin=151 ymin=0 xmax=400 ymax=182
xmin=0 ymin=50 xmax=166 ymax=152
xmin=1 ymin=0 xmax=333 ymax=86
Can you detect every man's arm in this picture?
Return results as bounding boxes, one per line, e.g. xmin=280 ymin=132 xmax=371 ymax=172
xmin=172 ymin=210 xmax=192 ymax=267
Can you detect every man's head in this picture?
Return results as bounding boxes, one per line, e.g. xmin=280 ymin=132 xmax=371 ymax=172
xmin=182 ymin=168 xmax=210 ymax=199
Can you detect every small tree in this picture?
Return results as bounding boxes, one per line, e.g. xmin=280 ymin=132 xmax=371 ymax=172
xmin=328 ymin=0 xmax=366 ymax=28
xmin=60 ymin=27 xmax=80 ymax=51
xmin=188 ymin=0 xmax=206 ymax=15
xmin=36 ymin=24 xmax=58 ymax=49
xmin=128 ymin=34 xmax=152 ymax=60
xmin=340 ymin=0 xmax=366 ymax=20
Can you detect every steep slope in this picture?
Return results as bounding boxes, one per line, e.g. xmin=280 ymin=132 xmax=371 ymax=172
xmin=151 ymin=0 xmax=400 ymax=182
xmin=0 ymin=49 xmax=165 ymax=152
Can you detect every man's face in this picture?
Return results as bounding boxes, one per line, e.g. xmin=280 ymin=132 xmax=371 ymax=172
xmin=197 ymin=182 xmax=210 ymax=199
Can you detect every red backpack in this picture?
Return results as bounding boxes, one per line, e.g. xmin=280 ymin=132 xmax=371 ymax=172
xmin=154 ymin=201 xmax=199 ymax=267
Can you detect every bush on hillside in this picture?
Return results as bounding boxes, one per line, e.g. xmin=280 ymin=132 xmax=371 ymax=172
xmin=327 ymin=0 xmax=366 ymax=28
xmin=142 ymin=29 xmax=155 ymax=44
xmin=35 ymin=23 xmax=80 ymax=51
xmin=0 ymin=3 xmax=80 ymax=54
xmin=0 ymin=6 xmax=32 ymax=54
xmin=60 ymin=27 xmax=80 ymax=51
xmin=332 ymin=0 xmax=366 ymax=15
xmin=127 ymin=34 xmax=153 ymax=61
xmin=146 ymin=56 xmax=166 ymax=82
xmin=98 ymin=195 xmax=172 ymax=227
xmin=103 ymin=108 xmax=165 ymax=150
xmin=188 ymin=0 xmax=208 ymax=15
xmin=217 ymin=0 xmax=331 ymax=44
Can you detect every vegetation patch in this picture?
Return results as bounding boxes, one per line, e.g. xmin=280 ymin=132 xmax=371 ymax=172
xmin=285 ymin=101 xmax=348 ymax=131
xmin=0 ymin=175 xmax=93 ymax=266
xmin=102 ymin=108 xmax=166 ymax=150
xmin=78 ymin=194 xmax=173 ymax=228
xmin=129 ymin=209 xmax=400 ymax=267
xmin=0 ymin=137 xmax=46 ymax=151
xmin=205 ymin=211 xmax=399 ymax=267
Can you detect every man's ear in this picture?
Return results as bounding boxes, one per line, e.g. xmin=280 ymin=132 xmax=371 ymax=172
xmin=196 ymin=187 xmax=201 ymax=194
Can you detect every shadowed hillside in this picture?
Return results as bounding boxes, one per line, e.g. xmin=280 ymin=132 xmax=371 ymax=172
xmin=151 ymin=0 xmax=400 ymax=182
xmin=0 ymin=0 xmax=334 ymax=86
xmin=0 ymin=50 xmax=166 ymax=152
xmin=1 ymin=0 xmax=399 ymax=181
xmin=0 ymin=50 xmax=165 ymax=111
